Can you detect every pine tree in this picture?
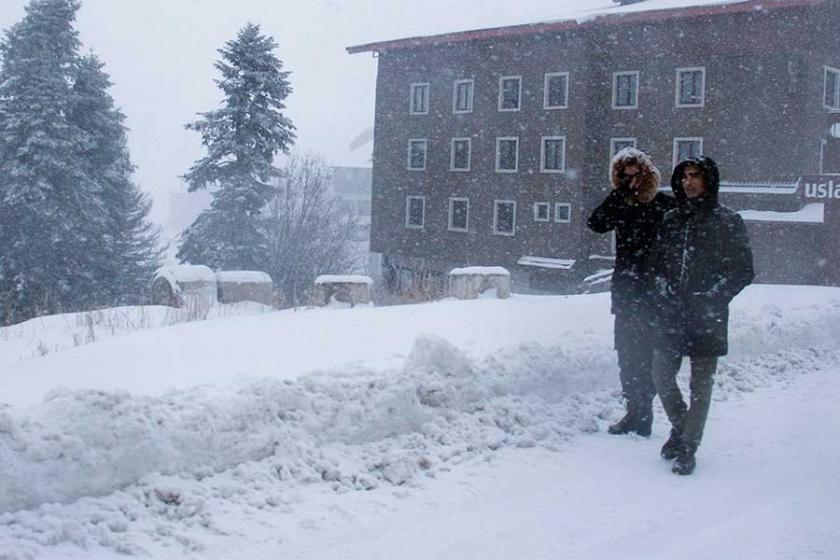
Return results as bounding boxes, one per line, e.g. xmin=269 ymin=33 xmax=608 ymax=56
xmin=177 ymin=23 xmax=296 ymax=271
xmin=0 ymin=0 xmax=161 ymax=325
xmin=0 ymin=0 xmax=103 ymax=324
xmin=69 ymin=54 xmax=162 ymax=304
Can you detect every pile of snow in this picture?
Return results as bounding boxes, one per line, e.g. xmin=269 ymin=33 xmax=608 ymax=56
xmin=448 ymin=266 xmax=509 ymax=276
xmin=314 ymin=275 xmax=373 ymax=285
xmin=215 ymin=271 xmax=272 ymax=284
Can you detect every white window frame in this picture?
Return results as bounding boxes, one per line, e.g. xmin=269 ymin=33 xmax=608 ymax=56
xmin=533 ymin=202 xmax=550 ymax=222
xmin=820 ymin=137 xmax=840 ymax=176
xmin=498 ymin=75 xmax=522 ymax=112
xmin=610 ymin=137 xmax=637 ymax=156
xmin=493 ymin=200 xmax=517 ymax=236
xmin=453 ymin=79 xmax=475 ymax=114
xmin=824 ymin=66 xmax=840 ymax=110
xmin=675 ymin=67 xmax=706 ymax=108
xmin=450 ymin=137 xmax=472 ymax=172
xmin=407 ymin=138 xmax=427 ymax=171
xmin=448 ymin=197 xmax=470 ymax=232
xmin=544 ymin=72 xmax=570 ymax=109
xmin=495 ymin=136 xmax=519 ymax=173
xmin=554 ymin=202 xmax=572 ymax=224
xmin=540 ymin=136 xmax=567 ymax=173
xmin=409 ymin=82 xmax=430 ymax=115
xmin=612 ymin=70 xmax=639 ymax=110
xmin=672 ymin=137 xmax=704 ymax=167
xmin=405 ymin=196 xmax=425 ymax=229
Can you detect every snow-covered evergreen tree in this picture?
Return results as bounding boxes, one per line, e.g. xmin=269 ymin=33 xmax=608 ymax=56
xmin=69 ymin=54 xmax=162 ymax=304
xmin=0 ymin=0 xmax=161 ymax=324
xmin=177 ymin=23 xmax=296 ymax=271
xmin=0 ymin=0 xmax=103 ymax=324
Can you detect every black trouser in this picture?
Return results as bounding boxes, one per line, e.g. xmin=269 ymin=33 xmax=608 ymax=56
xmin=614 ymin=312 xmax=657 ymax=412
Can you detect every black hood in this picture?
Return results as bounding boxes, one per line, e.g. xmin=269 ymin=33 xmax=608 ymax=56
xmin=670 ymin=156 xmax=720 ymax=209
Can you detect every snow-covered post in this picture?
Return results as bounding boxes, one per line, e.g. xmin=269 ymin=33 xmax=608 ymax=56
xmin=313 ymin=275 xmax=373 ymax=307
xmin=448 ymin=266 xmax=511 ymax=299
xmin=215 ymin=271 xmax=274 ymax=306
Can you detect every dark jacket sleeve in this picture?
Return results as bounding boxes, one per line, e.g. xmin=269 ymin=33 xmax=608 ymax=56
xmin=711 ymin=213 xmax=755 ymax=303
xmin=587 ymin=190 xmax=625 ymax=233
xmin=649 ymin=217 xmax=676 ymax=299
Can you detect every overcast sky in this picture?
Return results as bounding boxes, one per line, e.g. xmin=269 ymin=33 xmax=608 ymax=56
xmin=0 ymin=0 xmax=619 ymax=225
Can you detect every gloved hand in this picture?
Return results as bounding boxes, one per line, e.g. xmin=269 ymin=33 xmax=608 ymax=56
xmin=618 ymin=173 xmax=635 ymax=196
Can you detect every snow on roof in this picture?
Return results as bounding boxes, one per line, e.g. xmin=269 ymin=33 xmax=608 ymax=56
xmin=739 ymin=203 xmax=825 ymax=224
xmin=347 ymin=0 xmax=820 ymax=53
xmin=449 ymin=266 xmax=511 ymax=276
xmin=314 ymin=275 xmax=374 ymax=285
xmin=517 ymin=256 xmax=577 ymax=270
xmin=154 ymin=264 xmax=216 ymax=284
xmin=215 ymin=271 xmax=273 ymax=284
xmin=584 ymin=268 xmax=614 ymax=283
xmin=719 ymin=180 xmax=800 ymax=195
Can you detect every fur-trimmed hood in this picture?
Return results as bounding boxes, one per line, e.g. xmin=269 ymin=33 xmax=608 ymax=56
xmin=610 ymin=147 xmax=661 ymax=203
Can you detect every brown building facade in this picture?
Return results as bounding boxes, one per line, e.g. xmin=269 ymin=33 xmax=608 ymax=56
xmin=349 ymin=0 xmax=840 ymax=293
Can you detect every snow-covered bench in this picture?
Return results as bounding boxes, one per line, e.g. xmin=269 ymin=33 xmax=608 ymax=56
xmin=314 ymin=275 xmax=373 ymax=307
xmin=215 ymin=271 xmax=274 ymax=306
xmin=448 ymin=266 xmax=511 ymax=299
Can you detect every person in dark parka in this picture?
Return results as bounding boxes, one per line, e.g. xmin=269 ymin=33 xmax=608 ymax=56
xmin=588 ymin=148 xmax=676 ymax=437
xmin=650 ymin=156 xmax=754 ymax=475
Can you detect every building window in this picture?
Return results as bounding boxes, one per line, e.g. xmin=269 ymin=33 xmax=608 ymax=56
xmin=610 ymin=137 xmax=637 ymax=157
xmin=409 ymin=82 xmax=430 ymax=114
xmin=676 ymin=67 xmax=705 ymax=107
xmin=495 ymin=137 xmax=519 ymax=172
xmin=544 ymin=72 xmax=569 ymax=109
xmin=405 ymin=196 xmax=425 ymax=229
xmin=541 ymin=136 xmax=566 ymax=173
xmin=450 ymin=138 xmax=471 ymax=171
xmin=673 ymin=137 xmax=704 ymax=166
xmin=533 ymin=202 xmax=550 ymax=222
xmin=554 ymin=203 xmax=571 ymax=224
xmin=448 ymin=197 xmax=469 ymax=231
xmin=498 ymin=76 xmax=522 ymax=111
xmin=612 ymin=71 xmax=639 ymax=109
xmin=407 ymin=139 xmax=427 ymax=170
xmin=493 ymin=200 xmax=516 ymax=236
xmin=453 ymin=79 xmax=474 ymax=113
xmin=824 ymin=66 xmax=840 ymax=110
xmin=609 ymin=137 xmax=637 ymax=176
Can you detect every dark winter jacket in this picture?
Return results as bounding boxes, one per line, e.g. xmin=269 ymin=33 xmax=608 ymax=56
xmin=651 ymin=157 xmax=755 ymax=357
xmin=588 ymin=149 xmax=676 ymax=317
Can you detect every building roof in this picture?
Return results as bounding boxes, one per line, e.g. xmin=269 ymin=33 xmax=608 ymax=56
xmin=347 ymin=0 xmax=824 ymax=54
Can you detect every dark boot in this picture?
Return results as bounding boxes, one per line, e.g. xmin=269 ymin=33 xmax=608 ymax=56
xmin=608 ymin=400 xmax=638 ymax=435
xmin=633 ymin=400 xmax=653 ymax=437
xmin=607 ymin=412 xmax=636 ymax=435
xmin=672 ymin=442 xmax=697 ymax=475
xmin=660 ymin=428 xmax=682 ymax=460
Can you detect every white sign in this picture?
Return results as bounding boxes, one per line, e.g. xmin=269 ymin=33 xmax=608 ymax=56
xmin=803 ymin=177 xmax=840 ymax=200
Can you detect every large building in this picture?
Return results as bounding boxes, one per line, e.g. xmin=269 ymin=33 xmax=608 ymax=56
xmin=348 ymin=0 xmax=840 ymax=294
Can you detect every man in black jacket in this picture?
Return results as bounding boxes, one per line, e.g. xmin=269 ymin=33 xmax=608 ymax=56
xmin=588 ymin=148 xmax=676 ymax=437
xmin=651 ymin=156 xmax=754 ymax=475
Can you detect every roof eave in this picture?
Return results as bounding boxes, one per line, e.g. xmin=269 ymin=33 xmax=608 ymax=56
xmin=346 ymin=0 xmax=825 ymax=55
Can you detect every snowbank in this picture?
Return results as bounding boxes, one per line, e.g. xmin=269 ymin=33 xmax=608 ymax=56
xmin=1 ymin=286 xmax=840 ymax=557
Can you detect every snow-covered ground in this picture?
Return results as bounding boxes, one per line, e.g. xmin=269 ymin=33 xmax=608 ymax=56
xmin=1 ymin=285 xmax=839 ymax=559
